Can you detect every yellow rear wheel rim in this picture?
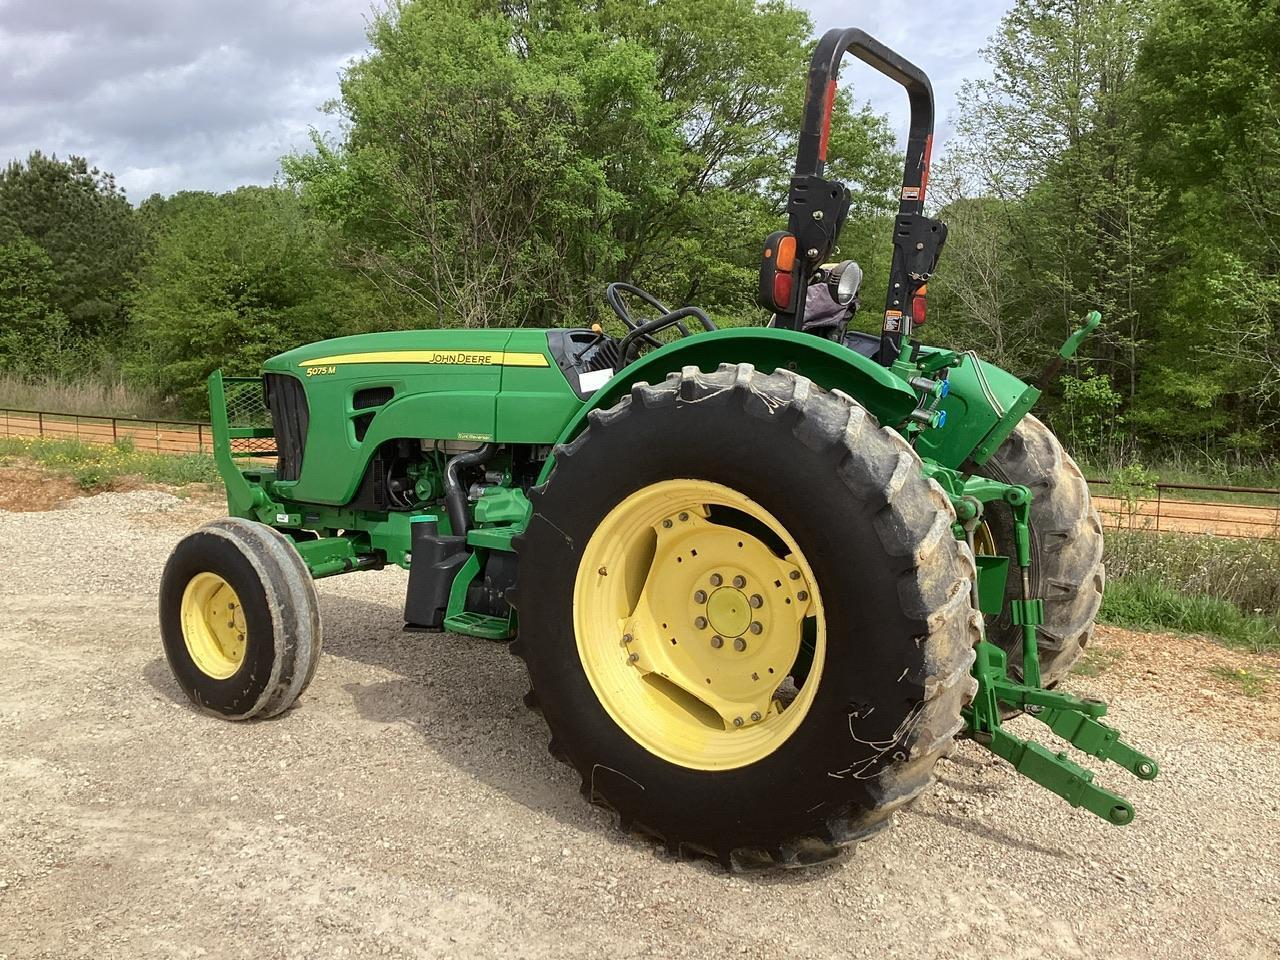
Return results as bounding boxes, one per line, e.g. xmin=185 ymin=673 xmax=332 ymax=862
xmin=180 ymin=572 xmax=248 ymax=680
xmin=574 ymin=479 xmax=825 ymax=770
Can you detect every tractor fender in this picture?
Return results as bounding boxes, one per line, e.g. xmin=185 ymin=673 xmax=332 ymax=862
xmin=540 ymin=327 xmax=918 ymax=482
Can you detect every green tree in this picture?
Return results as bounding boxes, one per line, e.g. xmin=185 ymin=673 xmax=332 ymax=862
xmin=0 ymin=237 xmax=71 ymax=374
xmin=925 ymin=192 xmax=1029 ymax=369
xmin=0 ymin=152 xmax=143 ymax=359
xmin=1132 ymin=0 xmax=1280 ymax=444
xmin=285 ymin=0 xmax=899 ymax=330
xmin=943 ymin=0 xmax=1175 ymax=442
xmin=129 ymin=187 xmax=372 ymax=411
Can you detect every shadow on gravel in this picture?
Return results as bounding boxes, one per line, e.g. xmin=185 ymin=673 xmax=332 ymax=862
xmin=315 ymin=594 xmax=667 ymax=855
xmin=142 ymin=656 xmax=187 ymax=704
xmin=316 ymin=596 xmax=863 ymax=882
xmin=908 ymin=807 xmax=1069 ymax=859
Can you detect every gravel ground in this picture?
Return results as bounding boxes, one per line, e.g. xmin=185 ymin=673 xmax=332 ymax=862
xmin=1 ymin=490 xmax=1278 ymax=960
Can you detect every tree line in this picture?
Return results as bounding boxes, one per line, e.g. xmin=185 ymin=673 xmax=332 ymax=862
xmin=0 ymin=0 xmax=1276 ymax=464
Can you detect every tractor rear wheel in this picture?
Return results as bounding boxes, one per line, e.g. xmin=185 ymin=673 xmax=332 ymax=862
xmin=511 ymin=364 xmax=979 ymax=869
xmin=159 ymin=517 xmax=322 ymax=719
xmin=975 ymin=415 xmax=1105 ymax=686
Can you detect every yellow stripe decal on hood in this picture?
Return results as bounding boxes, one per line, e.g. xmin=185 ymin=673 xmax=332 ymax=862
xmin=299 ymin=350 xmax=548 ymax=368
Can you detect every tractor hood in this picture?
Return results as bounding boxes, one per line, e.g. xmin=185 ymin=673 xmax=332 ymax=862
xmin=262 ymin=328 xmax=548 ymax=377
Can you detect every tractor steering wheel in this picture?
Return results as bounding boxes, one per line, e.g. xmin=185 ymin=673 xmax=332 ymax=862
xmin=606 ymin=283 xmax=686 ymax=349
xmin=605 ymin=283 xmax=718 ymax=369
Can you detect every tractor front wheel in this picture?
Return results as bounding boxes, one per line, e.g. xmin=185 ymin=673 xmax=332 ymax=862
xmin=512 ymin=364 xmax=979 ymax=869
xmin=159 ymin=518 xmax=322 ymax=719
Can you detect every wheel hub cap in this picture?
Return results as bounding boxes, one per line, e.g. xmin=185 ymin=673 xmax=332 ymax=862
xmin=706 ymin=587 xmax=751 ymax=637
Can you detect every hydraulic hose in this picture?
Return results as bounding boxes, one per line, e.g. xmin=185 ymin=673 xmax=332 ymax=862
xmin=444 ymin=442 xmax=498 ymax=537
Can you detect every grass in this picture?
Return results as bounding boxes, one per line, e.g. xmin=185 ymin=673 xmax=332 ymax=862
xmin=1099 ymin=575 xmax=1280 ymax=654
xmin=1098 ymin=501 xmax=1280 ymax=653
xmin=1206 ymin=665 xmax=1271 ymax=698
xmin=0 ymin=373 xmax=176 ymax=420
xmin=0 ymin=436 xmax=219 ymax=491
xmin=1105 ymin=529 xmax=1280 ymax=620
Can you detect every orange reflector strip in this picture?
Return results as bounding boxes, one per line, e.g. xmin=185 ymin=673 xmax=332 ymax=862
xmin=819 ymin=79 xmax=837 ymax=163
xmin=775 ymin=235 xmax=797 ymax=272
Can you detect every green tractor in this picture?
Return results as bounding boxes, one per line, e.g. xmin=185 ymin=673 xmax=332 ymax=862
xmin=159 ymin=28 xmax=1156 ymax=869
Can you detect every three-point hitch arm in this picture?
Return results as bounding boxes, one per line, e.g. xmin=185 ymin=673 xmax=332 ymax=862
xmin=760 ymin=28 xmax=948 ymax=365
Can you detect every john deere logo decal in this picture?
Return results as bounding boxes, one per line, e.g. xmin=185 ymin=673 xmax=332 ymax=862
xmin=299 ymin=350 xmax=548 ymax=370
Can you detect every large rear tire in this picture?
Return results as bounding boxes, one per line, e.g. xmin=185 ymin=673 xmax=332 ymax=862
xmin=975 ymin=415 xmax=1105 ymax=686
xmin=511 ymin=364 xmax=979 ymax=870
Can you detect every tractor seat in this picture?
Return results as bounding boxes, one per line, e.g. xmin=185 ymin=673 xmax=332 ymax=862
xmin=843 ymin=330 xmax=882 ymax=361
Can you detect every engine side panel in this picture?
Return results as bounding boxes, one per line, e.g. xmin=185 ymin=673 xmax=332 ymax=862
xmin=261 ymin=329 xmax=583 ymax=505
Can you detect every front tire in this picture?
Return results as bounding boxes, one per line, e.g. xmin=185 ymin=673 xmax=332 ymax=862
xmin=159 ymin=518 xmax=322 ymax=719
xmin=512 ymin=364 xmax=979 ymax=869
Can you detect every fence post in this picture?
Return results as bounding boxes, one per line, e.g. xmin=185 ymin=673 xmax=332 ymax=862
xmin=112 ymin=418 xmax=118 ymax=444
xmin=37 ymin=411 xmax=43 ymax=438
xmin=1156 ymin=484 xmax=1163 ymax=534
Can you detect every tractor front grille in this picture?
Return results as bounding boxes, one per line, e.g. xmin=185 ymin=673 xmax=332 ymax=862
xmin=263 ymin=373 xmax=309 ymax=482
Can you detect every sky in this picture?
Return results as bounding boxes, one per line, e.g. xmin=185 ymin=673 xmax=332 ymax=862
xmin=0 ymin=0 xmax=1011 ymax=202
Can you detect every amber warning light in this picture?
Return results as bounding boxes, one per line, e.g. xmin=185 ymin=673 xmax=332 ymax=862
xmin=759 ymin=231 xmax=798 ymax=312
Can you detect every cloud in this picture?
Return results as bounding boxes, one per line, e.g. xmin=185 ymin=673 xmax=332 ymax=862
xmin=0 ymin=0 xmax=1009 ymax=200
xmin=0 ymin=0 xmax=370 ymax=199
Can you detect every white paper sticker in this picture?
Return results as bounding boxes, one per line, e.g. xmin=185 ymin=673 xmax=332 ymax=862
xmin=276 ymin=513 xmax=290 ymax=524
xmin=578 ymin=368 xmax=614 ymax=393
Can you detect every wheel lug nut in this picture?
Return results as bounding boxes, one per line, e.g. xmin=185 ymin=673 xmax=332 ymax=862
xmin=797 ymin=590 xmax=809 ymax=601
xmin=628 ymin=652 xmax=639 ymax=663
xmin=693 ymin=590 xmax=707 ymax=604
xmin=710 ymin=635 xmax=724 ymax=649
xmin=622 ymin=633 xmax=633 ymax=644
xmin=749 ymin=621 xmax=763 ymax=635
xmin=749 ymin=594 xmax=763 ymax=608
xmin=788 ymin=570 xmax=801 ymax=580
xmin=750 ymin=711 xmax=762 ymax=722
xmin=733 ymin=637 xmax=747 ymax=652
xmin=678 ymin=511 xmax=689 ymax=521
xmin=732 ymin=575 xmax=746 ymax=589
xmin=733 ymin=716 xmax=744 ymax=727
xmin=709 ymin=573 xmax=723 ymax=587
xmin=694 ymin=616 xmax=708 ymax=630
xmin=662 ymin=519 xmax=673 ymax=528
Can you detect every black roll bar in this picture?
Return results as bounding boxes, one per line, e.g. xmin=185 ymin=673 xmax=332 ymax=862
xmin=795 ymin=27 xmax=935 ymax=194
xmin=770 ymin=28 xmax=944 ymax=365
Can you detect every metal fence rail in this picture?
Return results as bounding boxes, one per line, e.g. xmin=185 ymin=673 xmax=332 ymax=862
xmin=1087 ymin=478 xmax=1280 ymax=540
xmin=0 ymin=407 xmax=209 ymax=455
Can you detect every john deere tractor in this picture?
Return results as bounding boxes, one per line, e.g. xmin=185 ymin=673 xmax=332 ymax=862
xmin=159 ymin=28 xmax=1156 ymax=869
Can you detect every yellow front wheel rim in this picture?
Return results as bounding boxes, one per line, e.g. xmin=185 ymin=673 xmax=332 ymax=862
xmin=574 ymin=479 xmax=826 ymax=770
xmin=180 ymin=572 xmax=248 ymax=680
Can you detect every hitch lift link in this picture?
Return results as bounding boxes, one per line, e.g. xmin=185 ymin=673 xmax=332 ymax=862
xmin=926 ymin=464 xmax=1159 ymax=827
